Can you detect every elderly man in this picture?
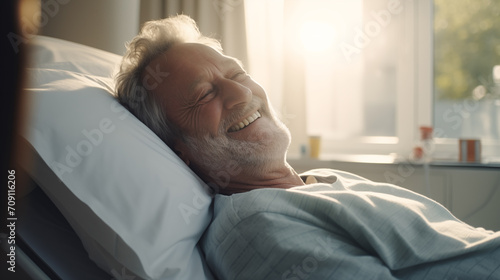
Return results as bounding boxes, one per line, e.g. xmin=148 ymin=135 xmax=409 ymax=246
xmin=116 ymin=15 xmax=500 ymax=280
xmin=116 ymin=15 xmax=302 ymax=195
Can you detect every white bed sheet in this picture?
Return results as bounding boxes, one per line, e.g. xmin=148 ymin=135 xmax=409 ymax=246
xmin=202 ymin=169 xmax=500 ymax=279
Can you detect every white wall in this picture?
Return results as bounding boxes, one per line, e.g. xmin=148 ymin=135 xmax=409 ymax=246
xmin=289 ymin=158 xmax=500 ymax=231
xmin=38 ymin=0 xmax=139 ymax=55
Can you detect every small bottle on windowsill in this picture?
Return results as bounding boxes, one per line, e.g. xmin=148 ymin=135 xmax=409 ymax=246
xmin=410 ymin=126 xmax=434 ymax=162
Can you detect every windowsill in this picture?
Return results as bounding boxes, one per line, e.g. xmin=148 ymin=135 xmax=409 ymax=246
xmin=428 ymin=159 xmax=500 ymax=169
xmin=287 ymin=153 xmax=500 ymax=169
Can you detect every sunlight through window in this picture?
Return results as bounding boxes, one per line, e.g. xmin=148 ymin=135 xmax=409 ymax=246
xmin=300 ymin=20 xmax=336 ymax=53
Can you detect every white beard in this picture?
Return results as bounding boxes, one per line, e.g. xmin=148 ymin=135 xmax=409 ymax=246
xmin=183 ymin=106 xmax=291 ymax=185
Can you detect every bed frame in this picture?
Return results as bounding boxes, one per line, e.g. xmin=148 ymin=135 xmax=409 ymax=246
xmin=1 ymin=175 xmax=110 ymax=280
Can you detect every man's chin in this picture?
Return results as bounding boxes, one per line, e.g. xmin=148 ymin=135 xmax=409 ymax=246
xmin=185 ymin=116 xmax=291 ymax=177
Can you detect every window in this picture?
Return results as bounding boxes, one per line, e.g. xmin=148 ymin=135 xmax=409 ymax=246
xmin=244 ymin=0 xmax=500 ymax=161
xmin=433 ymin=0 xmax=500 ymax=159
xmin=304 ymin=0 xmax=412 ymax=157
xmin=302 ymin=1 xmax=400 ymax=139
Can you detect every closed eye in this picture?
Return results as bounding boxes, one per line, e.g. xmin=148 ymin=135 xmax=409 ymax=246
xmin=199 ymin=88 xmax=216 ymax=102
xmin=231 ymin=71 xmax=248 ymax=81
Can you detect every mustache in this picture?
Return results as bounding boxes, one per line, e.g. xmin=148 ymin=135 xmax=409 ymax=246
xmin=219 ymin=98 xmax=264 ymax=134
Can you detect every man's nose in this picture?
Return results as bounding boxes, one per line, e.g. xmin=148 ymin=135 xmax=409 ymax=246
xmin=221 ymin=80 xmax=252 ymax=109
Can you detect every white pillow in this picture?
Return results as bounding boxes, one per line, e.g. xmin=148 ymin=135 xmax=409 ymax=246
xmin=21 ymin=36 xmax=215 ymax=280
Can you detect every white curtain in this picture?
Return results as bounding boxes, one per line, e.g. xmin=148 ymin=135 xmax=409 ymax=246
xmin=139 ymin=0 xmax=248 ymax=68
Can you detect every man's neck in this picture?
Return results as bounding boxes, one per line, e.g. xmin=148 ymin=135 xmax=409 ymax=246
xmin=213 ymin=161 xmax=305 ymax=195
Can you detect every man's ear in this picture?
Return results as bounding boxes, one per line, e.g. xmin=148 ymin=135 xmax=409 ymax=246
xmin=173 ymin=141 xmax=190 ymax=166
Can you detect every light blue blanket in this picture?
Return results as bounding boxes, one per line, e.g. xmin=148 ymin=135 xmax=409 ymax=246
xmin=201 ymin=169 xmax=500 ymax=279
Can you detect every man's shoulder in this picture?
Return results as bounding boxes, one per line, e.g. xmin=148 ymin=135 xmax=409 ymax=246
xmin=299 ymin=168 xmax=372 ymax=184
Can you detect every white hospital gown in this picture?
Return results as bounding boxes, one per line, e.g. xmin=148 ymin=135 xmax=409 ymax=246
xmin=201 ymin=169 xmax=500 ymax=280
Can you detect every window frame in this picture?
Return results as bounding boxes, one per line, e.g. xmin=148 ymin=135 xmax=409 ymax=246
xmin=318 ymin=0 xmax=500 ymax=162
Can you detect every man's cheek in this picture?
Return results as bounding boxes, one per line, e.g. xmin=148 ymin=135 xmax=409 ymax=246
xmin=248 ymin=119 xmax=276 ymax=143
xmin=200 ymin=104 xmax=225 ymax=136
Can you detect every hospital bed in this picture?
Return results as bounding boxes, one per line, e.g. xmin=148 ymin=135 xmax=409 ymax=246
xmin=6 ymin=35 xmax=500 ymax=280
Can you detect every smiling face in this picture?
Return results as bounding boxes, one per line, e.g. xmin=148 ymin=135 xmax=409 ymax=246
xmin=148 ymin=43 xmax=291 ymax=189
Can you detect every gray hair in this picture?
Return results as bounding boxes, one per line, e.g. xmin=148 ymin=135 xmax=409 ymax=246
xmin=115 ymin=15 xmax=223 ymax=148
